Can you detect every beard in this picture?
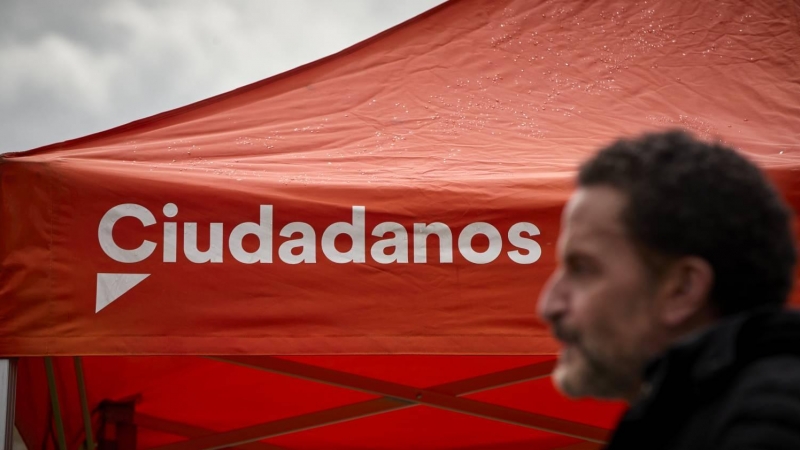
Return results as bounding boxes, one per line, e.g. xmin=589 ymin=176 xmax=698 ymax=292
xmin=552 ymin=323 xmax=642 ymax=400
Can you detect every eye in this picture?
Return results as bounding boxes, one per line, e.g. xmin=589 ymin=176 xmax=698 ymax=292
xmin=569 ymin=261 xmax=588 ymax=275
xmin=565 ymin=256 xmax=597 ymax=277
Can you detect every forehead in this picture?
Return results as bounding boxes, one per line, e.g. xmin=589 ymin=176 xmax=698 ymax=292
xmin=560 ymin=186 xmax=630 ymax=250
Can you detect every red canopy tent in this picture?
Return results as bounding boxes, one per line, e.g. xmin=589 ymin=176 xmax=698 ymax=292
xmin=2 ymin=0 xmax=799 ymax=448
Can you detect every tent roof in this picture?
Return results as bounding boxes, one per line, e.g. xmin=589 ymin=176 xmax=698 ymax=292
xmin=9 ymin=0 xmax=800 ymax=165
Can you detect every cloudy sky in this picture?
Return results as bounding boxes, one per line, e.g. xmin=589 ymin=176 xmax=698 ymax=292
xmin=0 ymin=0 xmax=445 ymax=154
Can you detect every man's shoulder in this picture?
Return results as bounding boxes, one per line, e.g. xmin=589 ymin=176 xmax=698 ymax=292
xmin=614 ymin=310 xmax=800 ymax=450
xmin=733 ymin=354 xmax=800 ymax=395
xmin=710 ymin=354 xmax=800 ymax=449
xmin=651 ymin=308 xmax=800 ymax=450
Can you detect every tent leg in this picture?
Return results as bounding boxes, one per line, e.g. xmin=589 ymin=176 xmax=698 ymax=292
xmin=45 ymin=357 xmax=68 ymax=450
xmin=1 ymin=359 xmax=17 ymax=450
xmin=74 ymin=357 xmax=96 ymax=450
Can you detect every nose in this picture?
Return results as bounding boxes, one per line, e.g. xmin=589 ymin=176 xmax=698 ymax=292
xmin=538 ymin=269 xmax=568 ymax=324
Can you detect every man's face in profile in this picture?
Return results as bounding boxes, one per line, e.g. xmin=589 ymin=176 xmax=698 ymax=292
xmin=538 ymin=186 xmax=660 ymax=400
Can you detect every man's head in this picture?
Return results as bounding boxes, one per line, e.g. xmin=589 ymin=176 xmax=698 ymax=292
xmin=537 ymin=130 xmax=796 ymax=400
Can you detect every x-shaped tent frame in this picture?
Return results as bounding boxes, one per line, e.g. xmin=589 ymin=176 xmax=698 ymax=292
xmin=119 ymin=356 xmax=611 ymax=450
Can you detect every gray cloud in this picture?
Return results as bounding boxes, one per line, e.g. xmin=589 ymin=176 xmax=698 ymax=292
xmin=0 ymin=0 xmax=445 ymax=153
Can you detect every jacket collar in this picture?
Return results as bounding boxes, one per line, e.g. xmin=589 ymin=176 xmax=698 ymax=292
xmin=610 ymin=308 xmax=800 ymax=447
xmin=621 ymin=308 xmax=800 ymax=426
xmin=643 ymin=307 xmax=800 ymax=391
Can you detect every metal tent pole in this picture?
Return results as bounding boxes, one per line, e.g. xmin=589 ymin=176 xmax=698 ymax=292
xmin=74 ymin=357 xmax=96 ymax=450
xmin=0 ymin=359 xmax=17 ymax=450
xmin=147 ymin=357 xmax=607 ymax=450
xmin=44 ymin=358 xmax=68 ymax=450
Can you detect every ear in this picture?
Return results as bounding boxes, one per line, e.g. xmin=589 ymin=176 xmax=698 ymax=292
xmin=656 ymin=257 xmax=714 ymax=327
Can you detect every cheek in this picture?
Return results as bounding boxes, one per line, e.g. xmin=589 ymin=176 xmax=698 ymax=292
xmin=573 ymin=273 xmax=654 ymax=338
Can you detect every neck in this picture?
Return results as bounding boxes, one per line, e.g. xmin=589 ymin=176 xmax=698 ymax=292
xmin=630 ymin=306 xmax=719 ymax=402
xmin=623 ymin=381 xmax=647 ymax=404
xmin=668 ymin=306 xmax=718 ymax=347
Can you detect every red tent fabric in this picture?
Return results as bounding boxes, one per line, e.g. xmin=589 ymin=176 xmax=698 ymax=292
xmin=2 ymin=0 xmax=799 ymax=448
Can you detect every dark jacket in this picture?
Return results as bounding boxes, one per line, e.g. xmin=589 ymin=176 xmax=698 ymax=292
xmin=605 ymin=308 xmax=800 ymax=450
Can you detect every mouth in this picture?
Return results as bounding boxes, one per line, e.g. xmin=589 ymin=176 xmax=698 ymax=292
xmin=551 ymin=326 xmax=581 ymax=363
xmin=552 ymin=326 xmax=579 ymax=347
xmin=556 ymin=337 xmax=575 ymax=349
xmin=557 ymin=341 xmax=583 ymax=369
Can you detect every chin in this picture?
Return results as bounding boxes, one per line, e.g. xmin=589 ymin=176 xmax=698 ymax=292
xmin=551 ymin=357 xmax=588 ymax=398
xmin=553 ymin=345 xmax=612 ymax=399
xmin=553 ymin=352 xmax=637 ymax=400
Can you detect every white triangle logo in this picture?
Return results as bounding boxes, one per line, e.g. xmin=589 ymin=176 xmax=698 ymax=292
xmin=96 ymin=273 xmax=150 ymax=313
